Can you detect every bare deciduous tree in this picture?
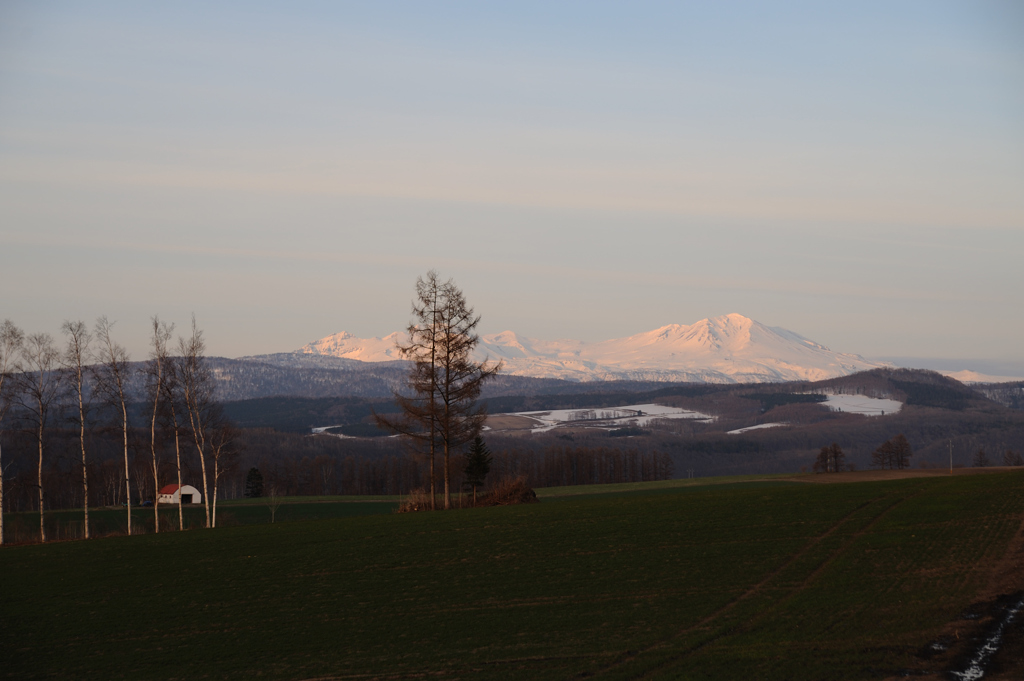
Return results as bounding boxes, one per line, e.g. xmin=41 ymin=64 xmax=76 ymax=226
xmin=377 ymin=273 xmax=445 ymax=509
xmin=890 ymin=434 xmax=912 ymax=469
xmin=158 ymin=353 xmax=187 ymax=531
xmin=432 ymin=278 xmax=501 ymax=509
xmin=873 ymin=434 xmax=912 ymax=470
xmin=266 ymin=483 xmax=281 ymax=523
xmin=94 ymin=317 xmax=135 ymax=535
xmin=15 ymin=332 xmax=64 ymax=543
xmin=813 ymin=442 xmax=845 ymax=473
xmin=0 ymin=320 xmax=25 ymax=545
xmin=377 ymin=271 xmax=500 ymax=510
xmin=61 ymin=320 xmax=93 ymax=539
xmin=208 ymin=409 xmax=239 ymax=528
xmin=179 ymin=315 xmax=214 ymax=527
xmin=146 ymin=317 xmax=174 ymax=533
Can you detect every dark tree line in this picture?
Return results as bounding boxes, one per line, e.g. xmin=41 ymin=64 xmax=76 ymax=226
xmin=489 ymin=445 xmax=674 ymax=488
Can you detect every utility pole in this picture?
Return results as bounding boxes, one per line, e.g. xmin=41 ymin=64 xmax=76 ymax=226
xmin=949 ymin=439 xmax=953 ymax=474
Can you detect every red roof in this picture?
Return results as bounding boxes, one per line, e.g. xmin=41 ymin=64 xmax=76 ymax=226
xmin=158 ymin=484 xmax=180 ymax=494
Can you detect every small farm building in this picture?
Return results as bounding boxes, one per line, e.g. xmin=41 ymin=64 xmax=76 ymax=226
xmin=158 ymin=484 xmax=202 ymax=505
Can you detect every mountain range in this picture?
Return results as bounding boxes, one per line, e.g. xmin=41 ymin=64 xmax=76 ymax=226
xmin=297 ymin=313 xmax=888 ymax=383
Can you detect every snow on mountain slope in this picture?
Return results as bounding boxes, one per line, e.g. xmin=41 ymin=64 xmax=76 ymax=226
xmin=299 ymin=331 xmax=406 ymax=362
xmin=298 ymin=314 xmax=888 ymax=383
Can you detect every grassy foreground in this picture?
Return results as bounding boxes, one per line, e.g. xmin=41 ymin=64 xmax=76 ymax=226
xmin=2 ymin=472 xmax=1024 ymax=680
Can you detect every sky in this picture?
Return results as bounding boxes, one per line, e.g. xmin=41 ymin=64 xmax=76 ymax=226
xmin=1 ymin=1 xmax=1022 ymax=369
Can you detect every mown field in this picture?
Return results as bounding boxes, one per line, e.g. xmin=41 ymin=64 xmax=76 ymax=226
xmin=2 ymin=472 xmax=1023 ymax=680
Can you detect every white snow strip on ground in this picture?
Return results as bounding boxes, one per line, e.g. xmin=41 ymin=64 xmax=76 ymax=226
xmin=821 ymin=394 xmax=902 ymax=416
xmin=727 ymin=422 xmax=788 ymax=435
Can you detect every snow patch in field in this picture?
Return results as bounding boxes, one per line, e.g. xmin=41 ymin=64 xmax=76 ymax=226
xmin=311 ymin=425 xmax=346 ymax=434
xmin=820 ymin=394 xmax=902 ymax=416
xmin=512 ymin=403 xmax=713 ymax=433
xmin=728 ymin=422 xmax=788 ymax=435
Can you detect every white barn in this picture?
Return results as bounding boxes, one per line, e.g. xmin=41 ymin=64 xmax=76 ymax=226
xmin=158 ymin=484 xmax=202 ymax=505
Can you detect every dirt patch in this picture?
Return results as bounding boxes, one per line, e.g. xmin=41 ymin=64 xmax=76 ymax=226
xmin=486 ymin=414 xmax=542 ymax=431
xmin=782 ymin=467 xmax=1022 ymax=484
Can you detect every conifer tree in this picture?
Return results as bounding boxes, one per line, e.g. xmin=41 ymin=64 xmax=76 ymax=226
xmin=464 ymin=436 xmax=492 ymax=505
xmin=376 ymin=271 xmax=501 ymax=509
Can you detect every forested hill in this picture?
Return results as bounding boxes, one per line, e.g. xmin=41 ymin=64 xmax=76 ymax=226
xmin=108 ymin=353 xmax=1023 ymax=407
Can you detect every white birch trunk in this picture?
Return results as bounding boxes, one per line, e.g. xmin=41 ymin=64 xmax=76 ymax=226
xmin=37 ymin=421 xmax=45 ymax=543
xmin=122 ymin=401 xmax=131 ymax=536
xmin=79 ymin=388 xmax=89 ymax=540
xmin=212 ymin=457 xmax=218 ymax=528
xmin=150 ymin=363 xmax=161 ymax=534
xmin=0 ymin=441 xmax=5 ymax=545
xmin=175 ymin=425 xmax=183 ymax=531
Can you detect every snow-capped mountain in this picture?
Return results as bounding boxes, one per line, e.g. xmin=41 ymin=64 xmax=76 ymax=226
xmin=298 ymin=314 xmax=889 ymax=383
xmin=299 ymin=331 xmax=406 ymax=362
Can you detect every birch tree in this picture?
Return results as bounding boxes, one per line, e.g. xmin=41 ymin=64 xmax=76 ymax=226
xmin=146 ymin=316 xmax=174 ymax=533
xmin=0 ymin=320 xmax=25 ymax=545
xmin=208 ymin=412 xmax=238 ymax=528
xmin=179 ymin=316 xmax=214 ymax=527
xmin=14 ymin=332 xmax=64 ymax=543
xmin=61 ymin=320 xmax=93 ymax=539
xmin=159 ymin=354 xmax=186 ymax=531
xmin=94 ymin=317 xmax=135 ymax=535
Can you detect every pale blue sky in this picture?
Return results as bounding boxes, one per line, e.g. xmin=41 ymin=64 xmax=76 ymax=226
xmin=1 ymin=1 xmax=1022 ymax=364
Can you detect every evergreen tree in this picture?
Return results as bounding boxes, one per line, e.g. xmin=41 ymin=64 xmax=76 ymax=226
xmin=244 ymin=467 xmax=265 ymax=498
xmin=464 ymin=436 xmax=492 ymax=505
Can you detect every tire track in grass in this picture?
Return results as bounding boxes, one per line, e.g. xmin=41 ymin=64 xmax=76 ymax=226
xmin=586 ymin=486 xmax=916 ymax=680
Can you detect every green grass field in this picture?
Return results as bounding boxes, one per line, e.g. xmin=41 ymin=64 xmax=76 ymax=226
xmin=2 ymin=472 xmax=1023 ymax=680
xmin=1 ymin=497 xmax=400 ymax=543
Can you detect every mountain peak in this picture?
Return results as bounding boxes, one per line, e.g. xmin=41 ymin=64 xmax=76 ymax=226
xmin=297 ymin=315 xmax=888 ymax=383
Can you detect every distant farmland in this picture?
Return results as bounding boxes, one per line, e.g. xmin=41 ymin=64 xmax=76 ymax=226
xmin=2 ymin=471 xmax=1023 ymax=680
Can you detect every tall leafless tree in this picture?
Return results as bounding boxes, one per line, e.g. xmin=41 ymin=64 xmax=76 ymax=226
xmin=0 ymin=320 xmax=25 ymax=545
xmin=94 ymin=317 xmax=135 ymax=535
xmin=813 ymin=442 xmax=845 ymax=473
xmin=377 ymin=272 xmax=444 ymax=508
xmin=890 ymin=434 xmax=912 ymax=469
xmin=158 ymin=354 xmax=186 ymax=531
xmin=146 ymin=316 xmax=174 ymax=533
xmin=873 ymin=434 xmax=912 ymax=470
xmin=179 ymin=315 xmax=214 ymax=527
xmin=208 ymin=412 xmax=238 ymax=528
xmin=433 ymin=280 xmax=501 ymax=509
xmin=61 ymin=320 xmax=93 ymax=539
xmin=377 ymin=271 xmax=500 ymax=510
xmin=14 ymin=332 xmax=64 ymax=543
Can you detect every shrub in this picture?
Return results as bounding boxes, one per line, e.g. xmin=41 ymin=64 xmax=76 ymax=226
xmin=396 ymin=489 xmax=433 ymax=513
xmin=476 ymin=476 xmax=538 ymax=507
